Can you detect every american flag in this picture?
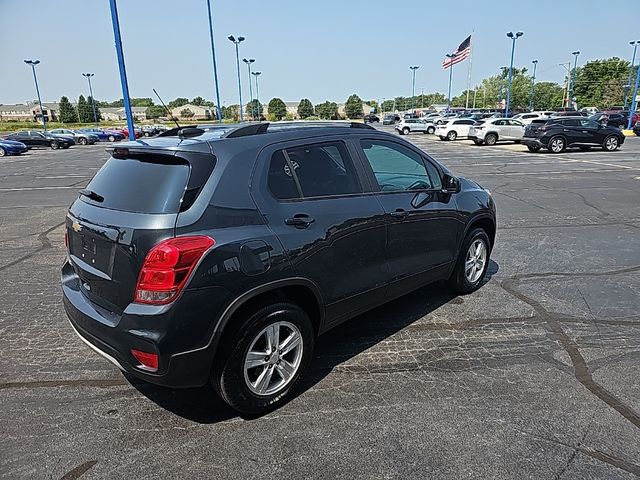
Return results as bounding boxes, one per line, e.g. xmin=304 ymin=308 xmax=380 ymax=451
xmin=442 ymin=35 xmax=472 ymax=69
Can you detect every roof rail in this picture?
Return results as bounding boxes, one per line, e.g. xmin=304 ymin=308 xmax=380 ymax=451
xmin=223 ymin=122 xmax=269 ymax=138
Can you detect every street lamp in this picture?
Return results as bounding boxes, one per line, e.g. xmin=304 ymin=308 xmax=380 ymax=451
xmin=498 ymin=66 xmax=507 ymax=105
xmin=24 ymin=59 xmax=46 ymax=131
xmin=228 ymin=35 xmax=245 ymax=121
xmin=252 ymin=71 xmax=262 ymax=120
xmin=409 ymin=65 xmax=419 ymax=110
xmin=82 ymin=73 xmax=99 ymax=126
xmin=505 ymin=31 xmax=524 ymax=118
xmin=529 ymin=60 xmax=538 ymax=112
xmin=445 ymin=55 xmax=455 ymax=111
xmin=206 ymin=0 xmax=223 ymax=123
xmin=624 ymin=40 xmax=640 ymax=110
xmin=569 ymin=50 xmax=580 ymax=108
xmin=243 ymin=58 xmax=255 ymax=119
xmin=628 ymin=55 xmax=640 ymax=130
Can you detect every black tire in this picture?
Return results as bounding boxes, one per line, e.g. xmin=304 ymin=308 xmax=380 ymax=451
xmin=0 ymin=147 xmax=5 ymax=157
xmin=79 ymin=137 xmax=88 ymax=146
xmin=485 ymin=133 xmax=498 ymax=146
xmin=439 ymin=136 xmax=446 ymax=141
xmin=427 ymin=126 xmax=435 ymax=134
xmin=215 ymin=302 xmax=315 ymax=415
xmin=602 ymin=135 xmax=619 ymax=152
xmin=448 ymin=228 xmax=491 ymax=294
xmin=527 ymin=145 xmax=541 ymax=152
xmin=108 ymin=135 xmax=116 ymax=142
xmin=447 ymin=130 xmax=458 ymax=141
xmin=473 ymin=139 xmax=483 ymax=146
xmin=548 ymin=136 xmax=565 ymax=153
xmin=402 ymin=127 xmax=410 ymax=135
xmin=50 ymin=141 xmax=60 ymax=150
xmin=144 ymin=132 xmax=151 ymax=137
xmin=579 ymin=146 xmax=591 ymax=151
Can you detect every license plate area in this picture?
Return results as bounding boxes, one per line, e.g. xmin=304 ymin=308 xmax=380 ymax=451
xmin=68 ymin=223 xmax=118 ymax=278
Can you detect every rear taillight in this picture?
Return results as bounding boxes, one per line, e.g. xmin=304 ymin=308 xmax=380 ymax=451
xmin=134 ymin=235 xmax=214 ymax=305
xmin=131 ymin=349 xmax=158 ymax=372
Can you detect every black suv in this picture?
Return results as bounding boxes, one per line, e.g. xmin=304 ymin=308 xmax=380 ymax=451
xmin=62 ymin=122 xmax=496 ymax=414
xmin=522 ymin=117 xmax=625 ymax=153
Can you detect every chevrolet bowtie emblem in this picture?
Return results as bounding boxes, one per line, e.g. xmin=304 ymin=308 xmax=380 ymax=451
xmin=71 ymin=222 xmax=82 ymax=233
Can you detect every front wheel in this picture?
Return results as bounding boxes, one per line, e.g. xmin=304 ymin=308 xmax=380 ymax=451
xmin=449 ymin=228 xmax=491 ymax=294
xmin=602 ymin=135 xmax=619 ymax=151
xmin=108 ymin=135 xmax=116 ymax=142
xmin=427 ymin=126 xmax=435 ymax=134
xmin=215 ymin=302 xmax=314 ymax=415
xmin=402 ymin=127 xmax=410 ymax=135
xmin=0 ymin=147 xmax=5 ymax=157
xmin=50 ymin=141 xmax=60 ymax=150
xmin=79 ymin=137 xmax=88 ymax=146
xmin=548 ymin=136 xmax=565 ymax=153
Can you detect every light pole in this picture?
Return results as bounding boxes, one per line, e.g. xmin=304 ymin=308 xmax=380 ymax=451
xmin=498 ymin=66 xmax=507 ymax=106
xmin=445 ymin=54 xmax=455 ymax=111
xmin=228 ymin=35 xmax=245 ymax=121
xmin=108 ymin=0 xmax=135 ymax=140
xmin=252 ymin=71 xmax=261 ymax=120
xmin=24 ymin=60 xmax=46 ymax=131
xmin=569 ymin=51 xmax=580 ymax=109
xmin=627 ymin=57 xmax=640 ymax=130
xmin=505 ymin=31 xmax=524 ymax=118
xmin=206 ymin=0 xmax=223 ymax=123
xmin=410 ymin=66 xmax=419 ymax=110
xmin=243 ymin=58 xmax=255 ymax=119
xmin=529 ymin=59 xmax=538 ymax=112
xmin=624 ymin=40 xmax=640 ymax=111
xmin=82 ymin=73 xmax=99 ymax=126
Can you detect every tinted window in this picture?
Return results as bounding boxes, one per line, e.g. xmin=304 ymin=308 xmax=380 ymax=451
xmin=493 ymin=119 xmax=506 ymax=126
xmin=268 ymin=141 xmax=361 ymax=199
xmin=562 ymin=119 xmax=581 ymax=127
xmin=83 ymin=155 xmax=190 ymax=214
xmin=360 ymin=139 xmax=434 ymax=191
xmin=580 ymin=119 xmax=599 ymax=128
xmin=454 ymin=119 xmax=474 ymax=125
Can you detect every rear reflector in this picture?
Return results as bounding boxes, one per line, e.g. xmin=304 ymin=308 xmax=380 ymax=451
xmin=131 ymin=349 xmax=159 ymax=372
xmin=134 ymin=235 xmax=214 ymax=305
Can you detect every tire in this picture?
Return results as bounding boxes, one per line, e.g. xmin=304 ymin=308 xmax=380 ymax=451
xmin=50 ymin=141 xmax=59 ymax=150
xmin=215 ymin=302 xmax=315 ymax=415
xmin=448 ymin=228 xmax=491 ymax=294
xmin=447 ymin=130 xmax=457 ymax=141
xmin=144 ymin=132 xmax=151 ymax=137
xmin=579 ymin=146 xmax=591 ymax=151
xmin=0 ymin=147 xmax=5 ymax=157
xmin=402 ymin=127 xmax=410 ymax=135
xmin=602 ymin=135 xmax=619 ymax=152
xmin=427 ymin=126 xmax=435 ymax=134
xmin=79 ymin=137 xmax=87 ymax=146
xmin=527 ymin=145 xmax=541 ymax=152
xmin=485 ymin=133 xmax=498 ymax=146
xmin=473 ymin=139 xmax=483 ymax=146
xmin=108 ymin=135 xmax=116 ymax=142
xmin=439 ymin=136 xmax=446 ymax=141
xmin=548 ymin=136 xmax=565 ymax=153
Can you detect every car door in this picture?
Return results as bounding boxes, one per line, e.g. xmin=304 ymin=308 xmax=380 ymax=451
xmin=355 ymin=137 xmax=460 ymax=297
xmin=252 ymin=137 xmax=389 ymax=326
xmin=508 ymin=119 xmax=525 ymax=139
xmin=558 ymin=118 xmax=584 ymax=145
xmin=579 ymin=118 xmax=605 ymax=144
xmin=454 ymin=119 xmax=474 ymax=137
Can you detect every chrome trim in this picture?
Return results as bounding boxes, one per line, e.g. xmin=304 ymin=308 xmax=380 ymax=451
xmin=67 ymin=318 xmax=125 ymax=371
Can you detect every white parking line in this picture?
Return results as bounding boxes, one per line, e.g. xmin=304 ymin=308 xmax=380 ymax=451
xmin=0 ymin=186 xmax=82 ymax=192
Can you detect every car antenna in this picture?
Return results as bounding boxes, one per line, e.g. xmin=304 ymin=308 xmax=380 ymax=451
xmin=153 ymin=88 xmax=180 ymax=129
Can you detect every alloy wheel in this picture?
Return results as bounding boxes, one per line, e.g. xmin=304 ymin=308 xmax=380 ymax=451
xmin=550 ymin=137 xmax=564 ymax=153
xmin=465 ymin=239 xmax=487 ymax=283
xmin=604 ymin=136 xmax=618 ymax=151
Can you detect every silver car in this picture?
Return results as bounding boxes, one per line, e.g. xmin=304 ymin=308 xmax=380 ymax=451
xmin=49 ymin=128 xmax=99 ymax=146
xmin=468 ymin=118 xmax=525 ymax=145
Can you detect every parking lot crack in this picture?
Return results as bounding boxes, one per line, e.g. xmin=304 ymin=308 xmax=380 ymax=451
xmin=0 ymin=221 xmax=64 ymax=272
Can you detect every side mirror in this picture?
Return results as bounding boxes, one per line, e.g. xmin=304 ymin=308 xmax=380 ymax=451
xmin=442 ymin=174 xmax=460 ymax=193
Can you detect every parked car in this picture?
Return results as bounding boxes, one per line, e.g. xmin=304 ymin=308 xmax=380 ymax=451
xmin=50 ymin=128 xmax=99 ymax=145
xmin=580 ymin=107 xmax=599 ymax=116
xmin=363 ymin=113 xmax=380 ymax=123
xmin=549 ymin=111 xmax=587 ymax=118
xmin=512 ymin=112 xmax=553 ymax=125
xmin=436 ymin=119 xmax=475 ymax=140
xmin=382 ymin=114 xmax=399 ymax=125
xmin=5 ymin=130 xmax=74 ymax=149
xmin=395 ymin=118 xmax=435 ymax=135
xmin=596 ymin=111 xmax=640 ymax=129
xmin=469 ymin=118 xmax=525 ymax=145
xmin=61 ymin=121 xmax=496 ymax=414
xmin=118 ymin=127 xmax=143 ymax=139
xmin=633 ymin=121 xmax=640 ymax=136
xmin=77 ymin=128 xmax=125 ymax=142
xmin=141 ymin=124 xmax=169 ymax=137
xmin=522 ymin=117 xmax=625 ymax=153
xmin=0 ymin=139 xmax=29 ymax=156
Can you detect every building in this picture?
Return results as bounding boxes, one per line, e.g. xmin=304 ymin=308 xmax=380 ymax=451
xmin=0 ymin=102 xmax=59 ymax=122
xmin=101 ymin=106 xmax=148 ymax=121
xmin=169 ymin=103 xmax=212 ymax=121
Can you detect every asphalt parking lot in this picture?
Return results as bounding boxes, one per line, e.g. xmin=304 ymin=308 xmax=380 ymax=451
xmin=1 ymin=130 xmax=640 ymax=479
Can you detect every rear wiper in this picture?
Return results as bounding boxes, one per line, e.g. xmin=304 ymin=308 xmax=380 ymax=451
xmin=79 ymin=189 xmax=104 ymax=202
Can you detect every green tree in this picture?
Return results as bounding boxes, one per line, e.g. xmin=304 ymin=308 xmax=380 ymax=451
xmin=191 ymin=96 xmax=214 ymax=107
xmin=532 ymin=82 xmax=565 ymax=110
xmin=77 ymin=95 xmax=93 ymax=123
xmin=58 ymin=96 xmax=78 ymax=123
xmin=267 ymin=98 xmax=287 ymax=121
xmin=315 ymin=101 xmax=339 ymax=119
xmin=222 ymin=105 xmax=239 ymax=121
xmin=168 ymin=97 xmax=189 ymax=108
xmin=297 ymin=98 xmax=314 ymax=119
xmin=344 ymin=94 xmax=363 ymax=119
xmin=573 ymin=57 xmax=634 ymax=108
xmin=146 ymin=105 xmax=166 ymax=119
xmin=87 ymin=96 xmax=102 ymax=122
xmin=180 ymin=108 xmax=195 ymax=119
xmin=246 ymin=99 xmax=263 ymax=119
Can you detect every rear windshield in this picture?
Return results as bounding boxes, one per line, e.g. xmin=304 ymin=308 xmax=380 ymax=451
xmin=83 ymin=155 xmax=190 ymax=214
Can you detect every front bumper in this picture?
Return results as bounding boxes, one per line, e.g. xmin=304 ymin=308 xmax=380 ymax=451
xmin=61 ymin=260 xmax=231 ymax=388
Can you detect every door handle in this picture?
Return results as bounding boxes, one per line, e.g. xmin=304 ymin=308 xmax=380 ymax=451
xmin=285 ymin=214 xmax=315 ymax=228
xmin=390 ymin=208 xmax=407 ymax=219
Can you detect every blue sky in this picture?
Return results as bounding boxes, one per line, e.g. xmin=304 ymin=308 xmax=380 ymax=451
xmin=0 ymin=0 xmax=638 ymax=105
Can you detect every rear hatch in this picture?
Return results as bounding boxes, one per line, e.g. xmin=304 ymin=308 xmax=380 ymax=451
xmin=66 ymin=148 xmax=215 ymax=313
xmin=524 ymin=119 xmax=548 ymax=137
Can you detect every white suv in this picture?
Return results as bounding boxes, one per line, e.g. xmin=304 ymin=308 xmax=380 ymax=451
xmin=436 ymin=119 xmax=475 ymax=140
xmin=395 ymin=118 xmax=435 ymax=135
xmin=512 ymin=111 xmax=554 ymax=125
xmin=468 ymin=118 xmax=525 ymax=145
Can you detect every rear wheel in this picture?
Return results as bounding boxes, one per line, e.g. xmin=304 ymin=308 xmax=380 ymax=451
xmin=402 ymin=127 xmax=410 ymax=135
xmin=447 ymin=130 xmax=457 ymax=141
xmin=449 ymin=228 xmax=491 ymax=294
xmin=473 ymin=139 xmax=483 ymax=146
xmin=527 ymin=145 xmax=541 ymax=152
xmin=548 ymin=136 xmax=565 ymax=153
xmin=485 ymin=133 xmax=498 ymax=145
xmin=427 ymin=126 xmax=435 ymax=134
xmin=79 ymin=137 xmax=88 ymax=146
xmin=603 ymin=135 xmax=619 ymax=151
xmin=50 ymin=141 xmax=60 ymax=150
xmin=108 ymin=135 xmax=116 ymax=142
xmin=215 ymin=302 xmax=314 ymax=415
xmin=0 ymin=147 xmax=5 ymax=157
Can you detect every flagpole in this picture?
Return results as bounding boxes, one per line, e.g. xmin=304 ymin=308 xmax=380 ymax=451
xmin=465 ymin=32 xmax=473 ymax=109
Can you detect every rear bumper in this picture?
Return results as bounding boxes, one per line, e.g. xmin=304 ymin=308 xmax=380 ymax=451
xmin=521 ymin=137 xmax=545 ymax=148
xmin=62 ymin=260 xmax=230 ymax=388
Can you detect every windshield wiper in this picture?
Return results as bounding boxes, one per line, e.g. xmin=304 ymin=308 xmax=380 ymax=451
xmin=79 ymin=189 xmax=104 ymax=202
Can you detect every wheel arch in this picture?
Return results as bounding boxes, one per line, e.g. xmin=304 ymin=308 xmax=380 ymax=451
xmin=463 ymin=214 xmax=496 ymax=249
